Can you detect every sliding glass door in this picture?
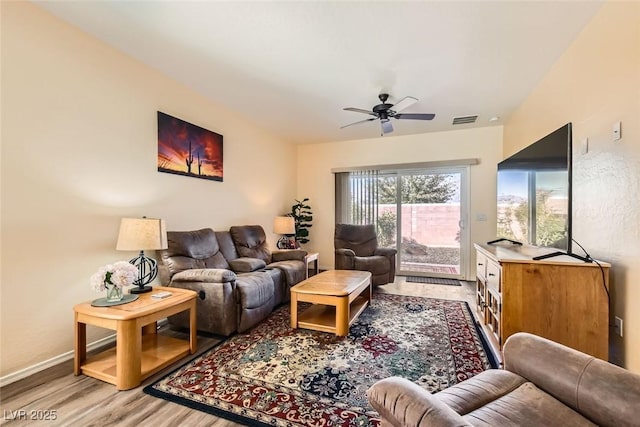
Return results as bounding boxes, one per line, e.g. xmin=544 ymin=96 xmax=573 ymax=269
xmin=403 ymin=170 xmax=464 ymax=278
xmin=336 ymin=166 xmax=468 ymax=279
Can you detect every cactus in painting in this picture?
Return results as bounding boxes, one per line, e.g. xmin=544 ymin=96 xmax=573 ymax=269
xmin=186 ymin=139 xmax=194 ymax=174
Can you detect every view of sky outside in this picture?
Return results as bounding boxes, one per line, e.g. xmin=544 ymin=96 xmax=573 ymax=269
xmin=498 ymin=170 xmax=567 ymax=200
xmin=497 ymin=169 xmax=569 ymax=247
xmin=498 ymin=170 xmax=528 ymax=200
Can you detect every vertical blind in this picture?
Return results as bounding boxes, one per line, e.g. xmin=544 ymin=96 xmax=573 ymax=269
xmin=335 ymin=170 xmax=379 ymax=225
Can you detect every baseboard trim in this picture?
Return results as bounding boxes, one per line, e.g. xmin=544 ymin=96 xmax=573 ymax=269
xmin=0 ymin=334 xmax=115 ymax=388
xmin=0 ymin=319 xmax=169 ymax=388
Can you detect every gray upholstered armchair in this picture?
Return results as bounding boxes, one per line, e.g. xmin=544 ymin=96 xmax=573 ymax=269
xmin=334 ymin=223 xmax=396 ymax=286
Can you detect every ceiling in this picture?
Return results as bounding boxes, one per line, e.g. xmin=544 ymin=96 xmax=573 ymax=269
xmin=35 ymin=1 xmax=603 ymax=145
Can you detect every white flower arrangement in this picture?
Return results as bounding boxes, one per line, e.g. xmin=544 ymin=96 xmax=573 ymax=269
xmin=90 ymin=261 xmax=138 ymax=292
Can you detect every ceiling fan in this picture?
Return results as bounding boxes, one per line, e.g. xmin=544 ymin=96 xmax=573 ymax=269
xmin=341 ymin=93 xmax=435 ymax=135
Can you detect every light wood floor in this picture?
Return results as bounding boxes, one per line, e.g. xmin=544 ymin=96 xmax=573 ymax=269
xmin=0 ymin=277 xmax=478 ymax=427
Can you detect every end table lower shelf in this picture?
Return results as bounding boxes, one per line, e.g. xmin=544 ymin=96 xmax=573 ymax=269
xmin=80 ymin=335 xmax=191 ymax=385
xmin=74 ymin=286 xmax=197 ymax=390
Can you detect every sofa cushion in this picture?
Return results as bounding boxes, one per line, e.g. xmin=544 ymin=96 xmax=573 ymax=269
xmin=578 ymin=356 xmax=640 ymax=427
xmin=236 ymin=272 xmax=274 ymax=309
xmin=264 ymin=268 xmax=287 ymax=305
xmin=272 ymin=249 xmax=307 ymax=262
xmin=215 ymin=230 xmax=239 ymax=261
xmin=162 ymin=229 xmax=230 ymax=276
xmin=354 ymin=255 xmax=390 ymax=276
xmin=504 ymin=331 xmax=640 ymax=427
xmin=462 ymin=382 xmax=597 ymax=427
xmin=268 ymin=260 xmax=306 ymax=286
xmin=235 ymin=272 xmax=274 ymax=333
xmin=172 ymin=268 xmax=237 ymax=283
xmin=335 ymin=224 xmax=378 ymax=256
xmin=437 ymin=369 xmax=527 ymax=415
xmin=166 ymin=228 xmax=217 ymax=259
xmin=229 ymin=257 xmax=267 ymax=273
xmin=230 ymin=225 xmax=272 ymax=263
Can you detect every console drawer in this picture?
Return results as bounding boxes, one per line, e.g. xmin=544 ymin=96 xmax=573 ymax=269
xmin=486 ymin=260 xmax=501 ymax=293
xmin=476 ymin=252 xmax=487 ymax=280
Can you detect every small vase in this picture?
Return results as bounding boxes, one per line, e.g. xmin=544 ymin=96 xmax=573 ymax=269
xmin=105 ymin=283 xmax=124 ymax=302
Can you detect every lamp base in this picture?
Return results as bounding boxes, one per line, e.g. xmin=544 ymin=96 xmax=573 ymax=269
xmin=277 ymin=236 xmax=299 ymax=249
xmin=277 ymin=236 xmax=289 ymax=249
xmin=130 ymin=285 xmax=153 ymax=294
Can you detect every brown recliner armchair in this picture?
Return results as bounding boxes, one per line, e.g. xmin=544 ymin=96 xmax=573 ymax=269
xmin=334 ymin=223 xmax=396 ymax=286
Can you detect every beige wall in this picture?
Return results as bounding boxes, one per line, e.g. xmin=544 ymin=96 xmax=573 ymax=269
xmin=296 ymin=126 xmax=503 ymax=280
xmin=503 ymin=1 xmax=640 ymax=371
xmin=0 ymin=3 xmax=297 ymax=377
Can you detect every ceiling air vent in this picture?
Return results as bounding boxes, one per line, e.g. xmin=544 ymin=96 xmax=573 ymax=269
xmin=452 ymin=115 xmax=478 ymax=125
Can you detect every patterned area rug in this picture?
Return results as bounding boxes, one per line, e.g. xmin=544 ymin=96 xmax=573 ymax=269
xmin=144 ymin=293 xmax=496 ymax=427
xmin=405 ymin=276 xmax=462 ymax=286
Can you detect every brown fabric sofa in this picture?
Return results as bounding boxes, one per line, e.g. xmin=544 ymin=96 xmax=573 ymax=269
xmin=334 ymin=223 xmax=396 ymax=286
xmin=367 ymin=332 xmax=640 ymax=427
xmin=158 ymin=225 xmax=307 ymax=335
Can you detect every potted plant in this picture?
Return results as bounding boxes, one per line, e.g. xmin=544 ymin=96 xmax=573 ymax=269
xmin=290 ymin=198 xmax=312 ymax=246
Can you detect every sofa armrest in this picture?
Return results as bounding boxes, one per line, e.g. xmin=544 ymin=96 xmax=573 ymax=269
xmin=272 ymin=249 xmax=307 ymax=262
xmin=171 ymin=268 xmax=237 ymax=283
xmin=228 ymin=257 xmax=267 ymax=273
xmin=335 ymin=248 xmax=356 ymax=270
xmin=335 ymin=248 xmax=356 ymax=258
xmin=374 ymin=247 xmax=397 ymax=281
xmin=374 ymin=247 xmax=397 ymax=258
xmin=367 ymin=377 xmax=471 ymax=427
xmin=158 ymin=264 xmax=171 ymax=286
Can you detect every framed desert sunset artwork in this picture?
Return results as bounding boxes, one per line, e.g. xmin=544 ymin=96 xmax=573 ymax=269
xmin=157 ymin=111 xmax=223 ymax=182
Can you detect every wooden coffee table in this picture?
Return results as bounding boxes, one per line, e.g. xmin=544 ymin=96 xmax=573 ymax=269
xmin=74 ymin=286 xmax=197 ymax=390
xmin=290 ymin=270 xmax=372 ymax=336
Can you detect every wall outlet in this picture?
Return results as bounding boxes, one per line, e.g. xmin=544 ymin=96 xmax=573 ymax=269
xmin=476 ymin=213 xmax=487 ymax=221
xmin=613 ymin=121 xmax=622 ymax=141
xmin=615 ymin=316 xmax=623 ymax=337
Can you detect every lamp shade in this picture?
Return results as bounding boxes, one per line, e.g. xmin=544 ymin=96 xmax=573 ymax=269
xmin=116 ymin=217 xmax=168 ymax=251
xmin=273 ymin=216 xmax=295 ymax=235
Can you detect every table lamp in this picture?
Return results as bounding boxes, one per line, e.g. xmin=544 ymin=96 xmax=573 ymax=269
xmin=273 ymin=216 xmax=295 ymax=249
xmin=116 ymin=216 xmax=168 ymax=293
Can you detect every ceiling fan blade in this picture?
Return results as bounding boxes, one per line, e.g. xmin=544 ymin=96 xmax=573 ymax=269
xmin=344 ymin=107 xmax=377 ymax=116
xmin=381 ymin=119 xmax=394 ymax=134
xmin=394 ymin=113 xmax=435 ymax=120
xmin=391 ymin=96 xmax=418 ymax=113
xmin=340 ymin=117 xmax=377 ymax=129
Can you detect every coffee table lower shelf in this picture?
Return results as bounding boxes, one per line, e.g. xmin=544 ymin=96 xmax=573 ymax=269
xmin=298 ymin=295 xmax=369 ymax=335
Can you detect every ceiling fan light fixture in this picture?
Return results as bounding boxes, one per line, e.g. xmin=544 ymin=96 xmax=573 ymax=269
xmin=341 ymin=93 xmax=435 ymax=135
xmin=381 ymin=118 xmax=393 ymax=135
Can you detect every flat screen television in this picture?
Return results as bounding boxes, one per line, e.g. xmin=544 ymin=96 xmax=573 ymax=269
xmin=496 ymin=123 xmax=572 ymax=252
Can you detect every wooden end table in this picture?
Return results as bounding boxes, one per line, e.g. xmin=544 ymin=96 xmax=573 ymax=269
xmin=290 ymin=270 xmax=372 ymax=336
xmin=74 ymin=286 xmax=197 ymax=390
xmin=304 ymin=252 xmax=320 ymax=278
